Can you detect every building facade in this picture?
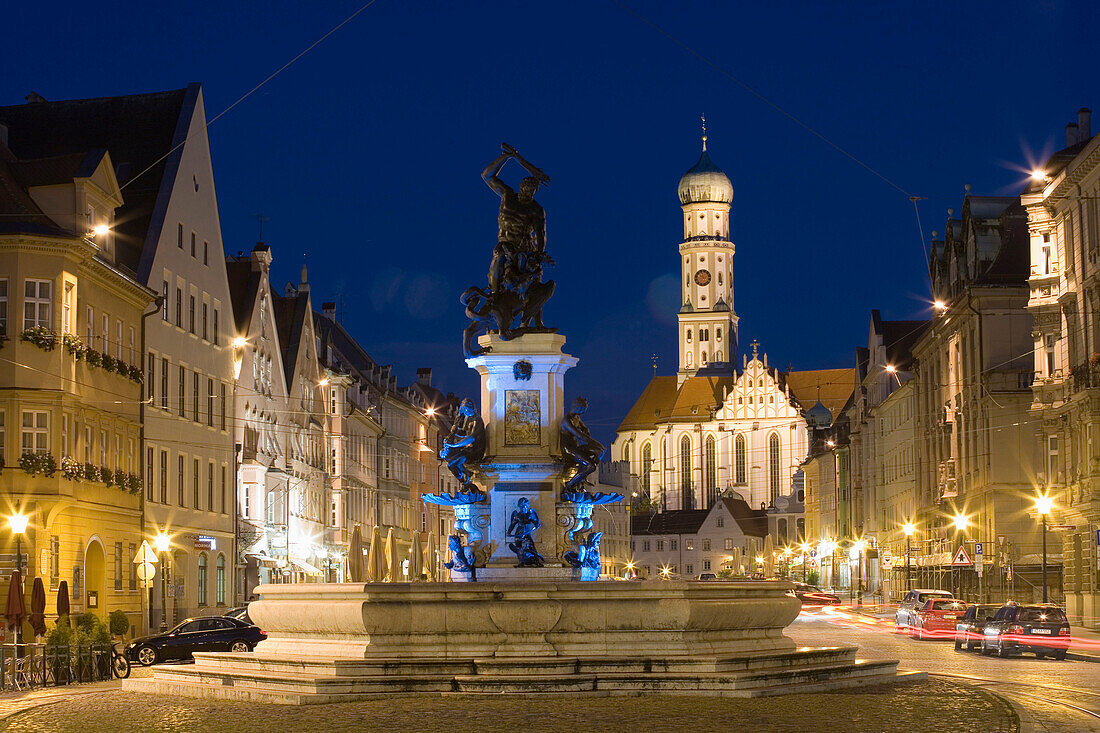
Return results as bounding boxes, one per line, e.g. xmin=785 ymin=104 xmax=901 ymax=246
xmin=1023 ymin=108 xmax=1100 ymax=624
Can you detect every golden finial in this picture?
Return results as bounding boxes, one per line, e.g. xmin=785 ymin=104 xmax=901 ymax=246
xmin=701 ymin=114 xmax=708 ymax=151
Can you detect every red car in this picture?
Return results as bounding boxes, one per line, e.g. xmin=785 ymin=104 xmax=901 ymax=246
xmin=789 ymin=582 xmax=841 ymax=606
xmin=911 ymin=598 xmax=969 ymax=640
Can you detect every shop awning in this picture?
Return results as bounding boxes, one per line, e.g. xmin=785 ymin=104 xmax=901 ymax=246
xmin=246 ymin=553 xmax=279 ymax=569
xmin=288 ymin=558 xmax=324 ymax=575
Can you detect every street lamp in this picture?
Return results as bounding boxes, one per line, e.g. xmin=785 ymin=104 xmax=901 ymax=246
xmin=902 ymin=522 xmax=915 ymax=592
xmin=154 ymin=531 xmax=171 ymax=632
xmin=1035 ymin=494 xmax=1053 ymax=603
xmin=799 ymin=542 xmax=810 ymax=582
xmin=7 ymin=514 xmax=27 ymax=647
xmin=952 ymin=512 xmax=968 ymax=599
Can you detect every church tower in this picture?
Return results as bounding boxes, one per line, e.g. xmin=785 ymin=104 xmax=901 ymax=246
xmin=676 ymin=126 xmax=738 ymax=384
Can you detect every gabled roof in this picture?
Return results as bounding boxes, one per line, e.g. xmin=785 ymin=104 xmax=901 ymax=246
xmin=719 ymin=496 xmax=768 ymax=537
xmin=313 ymin=311 xmax=379 ymax=376
xmin=0 ymin=143 xmax=66 ymax=235
xmin=273 ymin=290 xmax=311 ymax=386
xmin=631 ymin=510 xmax=710 ymax=535
xmin=224 ymin=254 xmax=263 ymax=334
xmin=617 ymin=375 xmax=680 ymax=431
xmin=782 ymin=368 xmax=856 ymax=420
xmin=0 ymin=86 xmax=194 ymax=273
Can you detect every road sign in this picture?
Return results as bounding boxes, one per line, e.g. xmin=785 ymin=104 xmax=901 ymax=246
xmin=974 ymin=542 xmax=983 ymax=576
xmin=134 ymin=541 xmax=158 ymax=565
xmin=1049 ymin=525 xmax=1077 ymax=531
xmin=952 ymin=546 xmax=972 ymax=566
xmin=809 ymin=549 xmax=817 ymax=558
xmin=136 ymin=562 xmax=155 ymax=583
xmin=808 ymin=560 xmax=818 ymax=568
xmin=974 ymin=542 xmax=984 ymax=555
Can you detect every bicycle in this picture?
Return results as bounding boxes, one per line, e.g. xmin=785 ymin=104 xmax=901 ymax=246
xmin=111 ymin=642 xmax=130 ymax=679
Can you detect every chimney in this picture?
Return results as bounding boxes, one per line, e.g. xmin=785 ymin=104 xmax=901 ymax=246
xmin=25 ymin=92 xmax=46 ymax=104
xmin=416 ymin=368 xmax=432 ymax=387
xmin=1079 ymin=107 xmax=1092 ymax=142
xmin=1067 ymin=122 xmax=1079 ymax=147
xmin=322 ymin=302 xmax=336 ymax=321
xmin=249 ymin=243 xmax=271 ymax=271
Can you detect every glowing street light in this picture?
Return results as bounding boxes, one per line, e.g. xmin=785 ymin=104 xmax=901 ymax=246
xmin=92 ymin=223 xmax=110 ymax=237
xmin=933 ymin=300 xmax=947 ymax=313
xmin=902 ymin=522 xmax=916 ymax=591
xmin=231 ymin=336 xmax=247 ymax=349
xmin=1035 ymin=494 xmax=1054 ymax=602
xmin=952 ymin=513 xmax=968 ymax=532
xmin=1031 ymin=169 xmax=1050 ymax=182
xmin=154 ymin=532 xmax=172 ymax=631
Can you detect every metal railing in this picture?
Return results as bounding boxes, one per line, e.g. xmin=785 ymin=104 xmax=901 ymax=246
xmin=1070 ymin=361 xmax=1100 ymax=393
xmin=0 ymin=643 xmax=114 ymax=691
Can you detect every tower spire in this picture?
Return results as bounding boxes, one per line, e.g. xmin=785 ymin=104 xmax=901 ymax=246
xmin=701 ymin=114 xmax=707 ymax=151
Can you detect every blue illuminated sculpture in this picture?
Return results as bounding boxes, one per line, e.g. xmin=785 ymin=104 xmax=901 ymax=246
xmin=560 ymin=397 xmax=604 ymax=490
xmin=444 ymin=535 xmax=478 ymax=581
xmin=437 ymin=398 xmax=486 ymax=488
xmin=563 ymin=531 xmax=602 ymax=580
xmin=506 ymin=497 xmax=544 ymax=567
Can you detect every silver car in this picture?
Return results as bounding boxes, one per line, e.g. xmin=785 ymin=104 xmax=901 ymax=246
xmin=895 ymin=588 xmax=953 ymax=631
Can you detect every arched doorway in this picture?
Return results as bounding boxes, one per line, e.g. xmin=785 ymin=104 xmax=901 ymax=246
xmin=84 ymin=538 xmax=106 ymax=621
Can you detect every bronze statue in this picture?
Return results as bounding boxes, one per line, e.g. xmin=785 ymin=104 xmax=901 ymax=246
xmin=438 ymin=398 xmax=486 ymax=487
xmin=506 ymin=497 xmax=544 ymax=567
xmin=560 ymin=397 xmax=604 ymax=490
xmin=462 ymin=144 xmax=556 ymax=356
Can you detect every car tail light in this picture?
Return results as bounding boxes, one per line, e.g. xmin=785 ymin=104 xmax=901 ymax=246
xmin=1009 ymin=624 xmax=1023 ymax=634
xmin=259 ymin=629 xmax=266 ymax=635
xmin=1059 ymin=627 xmax=1070 ymax=636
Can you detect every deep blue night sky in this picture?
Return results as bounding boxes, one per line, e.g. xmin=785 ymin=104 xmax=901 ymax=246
xmin=5 ymin=2 xmax=1095 ymax=441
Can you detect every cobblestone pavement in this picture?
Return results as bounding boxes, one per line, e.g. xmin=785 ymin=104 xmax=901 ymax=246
xmin=0 ymin=678 xmax=1015 ymax=733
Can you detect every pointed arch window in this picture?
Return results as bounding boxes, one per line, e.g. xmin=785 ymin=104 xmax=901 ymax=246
xmin=680 ymin=434 xmax=692 ymax=509
xmin=704 ymin=435 xmax=717 ymax=507
xmin=735 ymin=434 xmax=746 ymax=484
xmin=641 ymin=442 xmax=652 ymax=498
xmin=768 ymin=433 xmax=781 ymax=502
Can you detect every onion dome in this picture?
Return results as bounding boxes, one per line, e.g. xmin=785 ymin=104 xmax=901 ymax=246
xmin=805 ymin=400 xmax=833 ymax=429
xmin=678 ymin=148 xmax=733 ymax=205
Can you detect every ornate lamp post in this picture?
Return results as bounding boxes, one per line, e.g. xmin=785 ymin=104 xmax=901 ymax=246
xmin=154 ymin=531 xmax=171 ymax=632
xmin=1035 ymin=494 xmax=1053 ymax=603
xmin=7 ymin=514 xmax=27 ymax=647
xmin=952 ymin=512 xmax=968 ymax=600
xmin=800 ymin=542 xmax=810 ymax=583
xmin=902 ymin=522 xmax=915 ymax=592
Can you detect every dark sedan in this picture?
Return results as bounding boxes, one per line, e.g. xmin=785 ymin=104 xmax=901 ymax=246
xmin=126 ymin=616 xmax=266 ymax=666
xmin=954 ymin=603 xmax=1001 ymax=651
xmin=788 ymin=582 xmax=841 ymax=605
xmin=981 ymin=603 xmax=1070 ymax=659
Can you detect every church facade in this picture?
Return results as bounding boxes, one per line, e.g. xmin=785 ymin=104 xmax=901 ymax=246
xmin=612 ymin=138 xmax=851 ymax=523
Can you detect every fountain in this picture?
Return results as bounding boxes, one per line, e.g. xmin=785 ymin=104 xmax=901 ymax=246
xmin=125 ymin=145 xmax=914 ymax=703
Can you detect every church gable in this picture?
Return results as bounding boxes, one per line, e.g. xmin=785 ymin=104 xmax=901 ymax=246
xmin=718 ymin=350 xmax=799 ymax=421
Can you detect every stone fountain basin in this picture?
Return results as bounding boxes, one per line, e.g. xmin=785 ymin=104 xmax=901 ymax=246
xmin=248 ymin=580 xmax=801 ymax=660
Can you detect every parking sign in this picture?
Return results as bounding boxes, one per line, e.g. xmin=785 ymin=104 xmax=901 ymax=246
xmin=974 ymin=542 xmax=983 ymax=555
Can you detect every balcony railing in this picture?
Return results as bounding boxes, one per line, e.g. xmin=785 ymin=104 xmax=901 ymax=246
xmin=1070 ymin=361 xmax=1100 ymax=393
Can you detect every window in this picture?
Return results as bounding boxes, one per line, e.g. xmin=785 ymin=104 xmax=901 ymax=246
xmin=220 ymin=384 xmax=227 ymax=430
xmin=101 ymin=313 xmax=108 ymax=351
xmin=203 ymin=241 xmax=209 ymax=265
xmin=160 ymin=450 xmax=168 ymax=503
xmin=680 ymin=435 xmax=692 ymax=509
xmin=84 ymin=426 xmax=92 ymax=463
xmin=724 ymin=538 xmax=733 ymax=550
xmin=178 ymin=365 xmax=186 ymax=414
xmin=194 ymin=371 xmax=200 ymax=421
xmin=643 ymin=541 xmax=650 ymax=552
xmin=703 ymin=560 xmax=711 ymax=571
xmin=189 ymin=295 xmax=195 ymax=333
xmin=656 ymin=540 xmax=664 ymax=551
xmin=175 ymin=288 xmax=182 ymax=327
xmin=161 ymin=357 xmax=169 ymax=409
xmin=23 ymin=279 xmax=52 ymax=329
xmin=207 ymin=461 xmax=214 ymax=511
xmin=148 ymin=352 xmax=156 ymax=403
xmin=0 ymin=278 xmax=7 ymax=336
xmin=177 ymin=223 xmax=183 ymax=249
xmin=213 ymin=308 xmax=219 ymax=345
xmin=778 ymin=518 xmax=788 ymax=545
xmin=202 ymin=303 xmax=208 ymax=340
xmin=717 ymin=516 xmax=724 ymax=528
xmin=62 ymin=282 xmax=73 ymax=334
xmin=86 ymin=305 xmax=94 ymax=343
xmin=735 ymin=434 xmax=746 ymax=484
xmin=128 ymin=543 xmax=137 ymax=590
xmin=670 ymin=539 xmax=677 ymax=551
xmin=177 ymin=455 xmax=185 ymax=505
xmin=704 ymin=435 xmax=717 ymax=506
xmin=703 ymin=538 xmax=711 ymax=551
xmin=641 ymin=443 xmax=652 ymax=497
xmin=687 ymin=564 xmax=694 ymax=575
xmin=61 ymin=414 xmax=68 ymax=456
xmin=193 ymin=457 xmax=200 ymax=509
xmin=73 ymin=567 xmax=81 ymax=599
xmin=115 ymin=319 xmax=122 ymax=358
xmin=221 ymin=465 xmax=227 ymax=513
xmin=190 ymin=232 xmax=196 ymax=258
xmin=197 ymin=554 xmax=207 ymax=606
xmin=21 ymin=411 xmax=48 ymax=453
xmin=207 ymin=378 xmax=215 ymax=426
xmin=146 ymin=446 xmax=154 ymax=500
xmin=216 ymin=555 xmax=225 ymax=605
xmin=129 ymin=326 xmax=135 ymax=364
xmin=114 ymin=542 xmax=123 ymax=590
xmin=768 ymin=433 xmax=781 ymax=502
xmin=1048 ymin=435 xmax=1059 ymax=482
xmin=162 ymin=281 xmax=169 ymax=320
xmin=1045 ymin=334 xmax=1056 ymax=376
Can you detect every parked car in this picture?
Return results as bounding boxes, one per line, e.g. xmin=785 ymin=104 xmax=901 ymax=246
xmin=788 ymin=582 xmax=841 ymax=606
xmin=126 ymin=616 xmax=266 ymax=666
xmin=696 ymin=572 xmax=718 ymax=581
xmin=910 ymin=598 xmax=969 ymax=640
xmin=981 ymin=603 xmax=1070 ymax=659
xmin=954 ymin=603 xmax=1001 ymax=651
xmin=224 ymin=606 xmax=252 ymax=624
xmin=895 ymin=589 xmax=953 ymax=631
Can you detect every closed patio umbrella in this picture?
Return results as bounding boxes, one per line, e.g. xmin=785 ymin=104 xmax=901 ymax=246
xmin=348 ymin=525 xmax=364 ymax=583
xmin=5 ymin=571 xmax=25 ymax=644
xmin=763 ymin=535 xmax=775 ymax=578
xmin=56 ymin=580 xmax=69 ymax=626
xmin=366 ymin=526 xmax=383 ymax=582
xmin=410 ymin=532 xmax=423 ymax=581
xmin=425 ymin=531 xmax=436 ymax=582
xmin=384 ymin=529 xmax=398 ymax=582
xmin=29 ymin=577 xmax=46 ymax=639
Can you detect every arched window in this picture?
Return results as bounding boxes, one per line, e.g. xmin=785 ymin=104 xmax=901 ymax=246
xmin=680 ymin=434 xmax=692 ymax=509
xmin=641 ymin=443 xmax=652 ymax=498
xmin=716 ymin=351 xmax=723 ymax=362
xmin=716 ymin=328 xmax=722 ymax=342
xmin=623 ymin=443 xmax=630 ymax=463
xmin=216 ymin=554 xmax=226 ymax=605
xmin=686 ymin=329 xmax=692 ymax=343
xmin=768 ymin=433 xmax=781 ymax=502
xmin=702 ymin=351 xmax=707 ymax=365
xmin=686 ymin=352 xmax=693 ymax=367
xmin=704 ymin=435 xmax=717 ymax=507
xmin=197 ymin=553 xmax=208 ymax=606
xmin=778 ymin=518 xmax=788 ymax=545
xmin=735 ymin=434 xmax=746 ymax=484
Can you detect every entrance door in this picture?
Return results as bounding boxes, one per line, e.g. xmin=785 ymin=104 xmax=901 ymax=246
xmin=84 ymin=539 xmax=106 ymax=621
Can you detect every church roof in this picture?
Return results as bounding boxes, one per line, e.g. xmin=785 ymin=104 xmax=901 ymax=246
xmin=617 ymin=375 xmax=736 ymax=431
xmin=775 ymin=368 xmax=855 ymax=421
